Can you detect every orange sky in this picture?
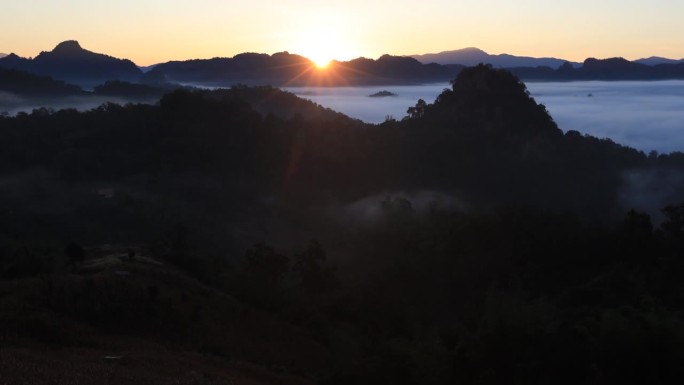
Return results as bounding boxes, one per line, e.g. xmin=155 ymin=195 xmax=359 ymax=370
xmin=2 ymin=1 xmax=683 ymax=66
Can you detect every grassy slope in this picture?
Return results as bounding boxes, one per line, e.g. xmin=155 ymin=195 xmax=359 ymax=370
xmin=0 ymin=246 xmax=327 ymax=384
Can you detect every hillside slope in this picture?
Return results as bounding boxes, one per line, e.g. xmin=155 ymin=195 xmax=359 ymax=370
xmin=0 ymin=245 xmax=326 ymax=384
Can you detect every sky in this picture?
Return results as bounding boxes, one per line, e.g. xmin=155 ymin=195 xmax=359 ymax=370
xmin=2 ymin=0 xmax=684 ymax=66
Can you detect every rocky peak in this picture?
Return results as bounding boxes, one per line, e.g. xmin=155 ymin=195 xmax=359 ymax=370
xmin=52 ymin=40 xmax=84 ymax=54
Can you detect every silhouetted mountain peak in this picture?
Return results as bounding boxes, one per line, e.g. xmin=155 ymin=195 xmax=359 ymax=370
xmin=37 ymin=40 xmax=97 ymax=61
xmin=0 ymin=41 xmax=143 ymax=88
xmin=377 ymin=54 xmax=422 ymax=65
xmin=0 ymin=53 xmax=30 ymax=67
xmin=53 ymin=40 xmax=83 ymax=53
xmin=458 ymin=47 xmax=487 ymax=54
xmin=232 ymin=52 xmax=270 ymax=61
xmin=412 ymin=48 xmax=575 ymax=69
xmin=584 ymin=57 xmax=630 ymax=65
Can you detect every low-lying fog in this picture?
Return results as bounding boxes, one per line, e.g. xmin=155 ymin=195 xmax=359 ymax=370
xmin=0 ymin=92 xmax=157 ymax=116
xmin=526 ymin=80 xmax=684 ymax=154
xmin=288 ymin=80 xmax=684 ymax=154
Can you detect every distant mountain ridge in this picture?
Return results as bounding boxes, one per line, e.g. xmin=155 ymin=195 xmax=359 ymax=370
xmin=3 ymin=41 xmax=684 ymax=90
xmin=510 ymin=57 xmax=684 ymax=80
xmin=411 ymin=47 xmax=579 ymax=68
xmin=0 ymin=53 xmax=7 ymax=58
xmin=146 ymin=51 xmax=684 ymax=86
xmin=143 ymin=52 xmax=464 ymax=86
xmin=634 ymin=56 xmax=684 ymax=66
xmin=0 ymin=41 xmax=142 ymax=88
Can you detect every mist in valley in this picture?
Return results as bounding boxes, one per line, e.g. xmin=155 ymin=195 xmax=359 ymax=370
xmin=288 ymin=80 xmax=684 ymax=154
xmin=526 ymin=80 xmax=684 ymax=153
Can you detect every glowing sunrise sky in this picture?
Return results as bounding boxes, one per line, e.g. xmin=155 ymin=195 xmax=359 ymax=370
xmin=2 ymin=0 xmax=683 ymax=66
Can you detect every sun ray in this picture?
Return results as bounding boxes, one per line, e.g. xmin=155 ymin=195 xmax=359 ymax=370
xmin=289 ymin=22 xmax=357 ymax=72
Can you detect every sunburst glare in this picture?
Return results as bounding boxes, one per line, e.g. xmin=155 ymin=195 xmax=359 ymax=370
xmin=291 ymin=25 xmax=355 ymax=69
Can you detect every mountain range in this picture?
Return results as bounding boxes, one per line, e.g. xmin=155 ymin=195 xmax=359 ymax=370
xmin=411 ymin=48 xmax=684 ymax=68
xmin=510 ymin=57 xmax=684 ymax=80
xmin=0 ymin=41 xmax=142 ymax=88
xmin=634 ymin=56 xmax=684 ymax=66
xmin=411 ymin=47 xmax=579 ymax=68
xmin=2 ymin=41 xmax=684 ymax=92
xmin=142 ymin=52 xmax=464 ymax=86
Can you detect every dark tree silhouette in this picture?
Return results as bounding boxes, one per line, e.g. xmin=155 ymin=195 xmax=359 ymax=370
xmin=244 ymin=243 xmax=289 ymax=285
xmin=293 ymin=240 xmax=336 ymax=294
xmin=65 ymin=242 xmax=85 ymax=266
xmin=406 ymin=98 xmax=427 ymax=119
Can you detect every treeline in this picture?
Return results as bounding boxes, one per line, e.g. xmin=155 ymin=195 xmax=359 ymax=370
xmin=0 ymin=68 xmax=84 ymax=97
xmin=0 ymin=67 xmax=169 ymax=101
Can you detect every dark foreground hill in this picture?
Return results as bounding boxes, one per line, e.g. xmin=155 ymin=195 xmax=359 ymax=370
xmin=0 ymin=41 xmax=142 ymax=88
xmin=0 ymin=245 xmax=324 ymax=384
xmin=2 ymin=66 xmax=684 ymax=383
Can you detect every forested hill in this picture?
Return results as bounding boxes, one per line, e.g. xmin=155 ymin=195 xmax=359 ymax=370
xmin=0 ymin=68 xmax=84 ymax=97
xmin=3 ymin=65 xmax=684 ymax=384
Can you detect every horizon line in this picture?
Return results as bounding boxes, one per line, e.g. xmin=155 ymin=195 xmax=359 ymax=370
xmin=2 ymin=41 xmax=684 ymax=67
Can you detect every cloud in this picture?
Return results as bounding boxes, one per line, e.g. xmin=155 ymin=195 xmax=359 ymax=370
xmin=0 ymin=95 xmax=154 ymax=116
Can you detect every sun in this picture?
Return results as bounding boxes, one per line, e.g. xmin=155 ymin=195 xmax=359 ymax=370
xmin=296 ymin=34 xmax=335 ymax=69
xmin=311 ymin=56 xmax=332 ymax=69
xmin=292 ymin=27 xmax=353 ymax=69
